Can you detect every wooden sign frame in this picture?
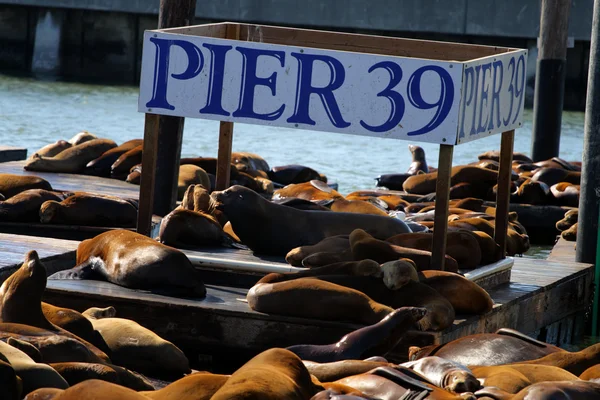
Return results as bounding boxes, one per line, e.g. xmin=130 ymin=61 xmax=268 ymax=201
xmin=138 ymin=22 xmax=525 ymax=268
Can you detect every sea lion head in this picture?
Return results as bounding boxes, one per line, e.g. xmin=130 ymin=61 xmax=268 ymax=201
xmin=408 ymin=145 xmax=425 ymax=161
xmin=442 ymin=368 xmax=481 ymax=394
xmin=39 ymin=201 xmax=62 ymax=224
xmin=82 ymin=306 xmax=117 ymax=320
xmin=380 ymin=259 xmax=419 ymax=290
xmin=211 ymin=185 xmax=261 ymax=212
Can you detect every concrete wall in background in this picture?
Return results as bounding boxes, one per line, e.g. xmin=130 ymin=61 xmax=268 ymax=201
xmin=0 ymin=1 xmax=591 ymax=110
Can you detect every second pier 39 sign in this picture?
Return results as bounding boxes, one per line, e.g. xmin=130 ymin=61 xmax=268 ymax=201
xmin=139 ymin=28 xmax=527 ymax=145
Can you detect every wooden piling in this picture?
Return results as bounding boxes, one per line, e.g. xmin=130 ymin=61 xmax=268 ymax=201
xmin=431 ymin=144 xmax=453 ymax=270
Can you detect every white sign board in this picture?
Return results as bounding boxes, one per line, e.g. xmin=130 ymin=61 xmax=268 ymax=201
xmin=138 ymin=30 xmax=527 ymax=145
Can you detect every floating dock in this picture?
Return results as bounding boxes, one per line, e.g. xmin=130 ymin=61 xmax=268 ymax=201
xmin=0 ymin=233 xmax=589 ymax=372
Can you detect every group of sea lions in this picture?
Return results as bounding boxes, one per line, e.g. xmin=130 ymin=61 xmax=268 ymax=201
xmin=4 ymin=251 xmax=600 ymax=399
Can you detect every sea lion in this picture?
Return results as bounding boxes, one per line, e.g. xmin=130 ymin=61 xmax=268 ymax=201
xmin=511 ymin=179 xmax=551 ymax=205
xmin=23 ymin=388 xmax=64 ymax=400
xmin=551 ymin=182 xmax=580 ymax=207
xmin=212 ymin=185 xmax=411 ymax=256
xmin=513 ymin=342 xmax=600 ymax=376
xmin=287 ymin=307 xmax=426 ymax=363
xmin=140 ymin=372 xmax=230 ymax=400
xmin=7 ymin=337 xmax=43 ymax=362
xmin=110 ymin=144 xmax=143 ymax=180
xmin=247 ymin=278 xmax=394 ymax=325
xmin=531 ymin=167 xmax=581 ymax=186
xmin=49 ymin=230 xmax=206 ymax=298
xmin=39 ymin=193 xmax=137 ymax=227
xmin=0 ymin=189 xmax=67 ymax=222
xmin=409 ymin=330 xmax=563 ymax=366
xmin=31 ymin=140 xmax=72 ymax=158
xmin=274 ymin=180 xmax=343 ymax=201
xmin=304 ymin=360 xmax=392 ymax=383
xmin=178 ymin=164 xmax=211 ymax=199
xmin=579 ymin=364 xmax=600 ymax=380
xmin=84 ymin=139 xmax=143 ymax=177
xmin=418 ymin=270 xmax=493 ymax=314
xmin=125 ymin=164 xmax=142 ymax=184
xmin=42 ymin=379 xmax=151 ymax=400
xmin=478 ymin=151 xmax=533 ymax=163
xmin=68 ymin=131 xmax=98 ymax=145
xmin=0 ymin=359 xmax=20 ymax=400
xmin=210 ymin=348 xmax=321 ymax=400
xmin=82 ymin=307 xmax=190 ymax=378
xmin=380 ymin=259 xmax=420 ymax=290
xmin=561 ymin=222 xmax=578 ymax=241
xmin=180 ymin=184 xmax=213 ymax=213
xmin=0 ymin=339 xmax=68 ymax=394
xmin=349 ymin=229 xmax=458 ymax=272
xmin=375 ymin=173 xmax=413 ymax=191
xmin=158 ymin=208 xmax=230 ymax=248
xmin=180 ymin=157 xmax=241 ymax=180
xmin=508 ymin=380 xmax=600 ymax=400
xmin=232 ymin=152 xmax=270 ymax=172
xmin=286 ymin=235 xmax=350 ymax=267
xmin=402 ymin=356 xmax=480 ymax=393
xmin=301 ymin=250 xmax=355 ymax=268
xmin=556 ymin=209 xmax=578 ymax=231
xmin=269 ymin=165 xmax=324 ymax=185
xmin=403 ymin=166 xmax=501 ymax=195
xmin=48 ymin=361 xmax=154 ymax=390
xmin=329 ymin=198 xmax=389 ymax=216
xmin=448 ymin=218 xmax=530 ymax=256
xmin=0 ymin=174 xmax=53 ymax=199
xmin=386 ymin=231 xmax=482 ymax=270
xmin=24 ymin=139 xmax=118 ymax=173
xmin=471 ymin=364 xmax=579 ymax=394
xmin=259 ymin=260 xmax=383 ymax=285
xmin=407 ymin=145 xmax=429 ymax=174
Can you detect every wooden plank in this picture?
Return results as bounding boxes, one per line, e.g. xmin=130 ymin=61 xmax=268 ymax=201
xmin=158 ymin=21 xmax=227 ymax=38
xmin=0 ymin=161 xmax=140 ymax=199
xmin=431 ymin=144 xmax=453 ymax=270
xmin=0 ymin=146 xmax=27 ymax=162
xmin=137 ymin=113 xmax=160 ymax=236
xmin=494 ymin=130 xmax=514 ymax=256
xmin=215 ymin=23 xmax=240 ymax=191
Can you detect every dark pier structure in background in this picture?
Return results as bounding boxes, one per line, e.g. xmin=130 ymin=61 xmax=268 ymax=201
xmin=0 ymin=0 xmax=593 ymax=110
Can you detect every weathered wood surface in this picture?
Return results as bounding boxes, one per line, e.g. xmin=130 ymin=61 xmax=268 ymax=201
xmin=0 ymin=146 xmax=27 ymax=162
xmin=547 ymin=237 xmax=577 ymax=263
xmin=0 ymin=161 xmax=140 ymax=199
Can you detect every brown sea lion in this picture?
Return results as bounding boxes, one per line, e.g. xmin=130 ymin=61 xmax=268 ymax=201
xmin=511 ymin=179 xmax=551 ymax=205
xmin=39 ymin=193 xmax=137 ymax=227
xmin=286 ymin=235 xmax=350 ymax=267
xmin=556 ymin=209 xmax=578 ymax=231
xmin=23 ymin=388 xmax=64 ymax=400
xmin=403 ymin=166 xmax=501 ymax=195
xmin=469 ymin=231 xmax=503 ymax=264
xmin=274 ymin=180 xmax=343 ymax=201
xmin=380 ymin=259 xmax=420 ymax=290
xmin=551 ymin=182 xmax=580 ymax=207
xmin=448 ymin=218 xmax=530 ymax=256
xmin=0 ymin=174 xmax=52 ymax=199
xmin=407 ymin=145 xmax=429 ymax=174
xmin=158 ymin=208 xmax=230 ymax=248
xmin=0 ymin=339 xmax=68 ymax=395
xmin=68 ymin=131 xmax=98 ymax=145
xmin=478 ymin=151 xmax=532 ymax=163
xmin=531 ymin=167 xmax=581 ymax=186
xmin=450 ymin=198 xmax=485 ymax=211
xmin=579 ymin=364 xmax=600 ymax=380
xmin=31 ymin=140 xmax=72 ymax=158
xmin=287 ymin=307 xmax=426 ymax=363
xmin=232 ymin=152 xmax=270 ymax=172
xmin=84 ymin=139 xmax=142 ymax=177
xmin=125 ymin=164 xmax=142 ymax=184
xmin=180 ymin=184 xmax=213 ymax=213
xmin=419 ymin=270 xmax=493 ymax=314
xmin=180 ymin=157 xmax=240 ymax=180
xmin=409 ymin=329 xmax=563 ymax=366
xmin=210 ymin=348 xmax=321 ymax=400
xmin=178 ymin=164 xmax=211 ymax=199
xmin=349 ymin=229 xmax=459 ymax=272
xmin=24 ymin=139 xmax=117 ymax=173
xmin=45 ymin=379 xmax=151 ymax=400
xmin=310 ymin=389 xmax=370 ymax=399
xmin=402 ymin=356 xmax=480 ymax=393
xmin=140 ymin=372 xmax=230 ymax=400
xmin=510 ymin=380 xmax=600 ymax=400
xmin=304 ymin=360 xmax=392 ymax=383
xmin=259 ymin=260 xmax=383 ymax=285
xmin=535 ymin=157 xmax=581 ymax=171
xmin=49 ymin=361 xmax=153 ymax=391
xmin=471 ymin=364 xmax=579 ymax=394
xmin=329 ymin=198 xmax=389 ymax=216
xmin=301 ymin=250 xmax=355 ymax=268
xmin=386 ymin=231 xmax=482 ymax=269
xmin=561 ymin=222 xmax=578 ymax=241
xmin=269 ymin=165 xmax=324 ymax=185
xmin=82 ymin=307 xmax=190 ymax=378
xmin=49 ymin=230 xmax=206 ymax=298
xmin=247 ymin=278 xmax=394 ymax=325
xmin=513 ymin=342 xmax=600 ymax=376
xmin=212 ymin=185 xmax=411 ymax=256
xmin=0 ymin=189 xmax=67 ymax=222
xmin=110 ymin=144 xmax=143 ymax=180
xmin=471 ymin=159 xmax=500 ymax=171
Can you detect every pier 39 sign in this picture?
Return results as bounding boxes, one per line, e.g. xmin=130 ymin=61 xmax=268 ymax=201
xmin=139 ymin=30 xmax=527 ymax=145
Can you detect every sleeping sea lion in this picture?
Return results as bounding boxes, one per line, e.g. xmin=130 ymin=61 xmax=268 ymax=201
xmin=84 ymin=139 xmax=142 ymax=177
xmin=48 ymin=362 xmax=154 ymax=390
xmin=158 ymin=208 xmax=230 ymax=248
xmin=285 ymin=236 xmax=350 ymax=267
xmin=403 ymin=166 xmax=501 ymax=195
xmin=232 ymin=152 xmax=270 ymax=172
xmin=31 ymin=140 xmax=72 ymax=158
xmin=110 ymin=144 xmax=143 ymax=180
xmin=24 ymin=139 xmax=117 ymax=173
xmin=509 ymin=380 xmax=600 ymax=399
xmin=140 ymin=372 xmax=230 ymax=400
xmin=531 ymin=167 xmax=581 ymax=186
xmin=478 ymin=151 xmax=532 ymax=163
xmin=49 ymin=230 xmax=206 ymax=298
xmin=274 ymin=180 xmax=343 ymax=201
xmin=68 ymin=131 xmax=98 ymax=145
xmin=304 ymin=359 xmax=392 ymax=383
xmin=471 ymin=364 xmax=579 ymax=394
xmin=0 ymin=189 xmax=67 ymax=222
xmin=212 ymin=185 xmax=411 ymax=256
xmin=513 ymin=342 xmax=600 ymax=376
xmin=125 ymin=164 xmax=142 ymax=184
xmin=39 ymin=193 xmax=137 ymax=227
xmin=287 ymin=307 xmax=426 ymax=363
xmin=0 ymin=174 xmax=52 ymax=199
xmin=0 ymin=359 xmax=20 ymax=400
xmin=551 ymin=182 xmax=580 ymax=207
xmin=258 ymin=260 xmax=383 ymax=285
xmin=418 ymin=271 xmax=493 ymax=314
xmin=37 ymin=379 xmax=150 ymax=400
xmin=329 ymin=198 xmax=389 ymax=216
xmin=402 ymin=356 xmax=480 ymax=393
xmin=210 ymin=348 xmax=321 ymax=400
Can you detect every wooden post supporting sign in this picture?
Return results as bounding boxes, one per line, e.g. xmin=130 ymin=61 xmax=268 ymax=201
xmin=494 ymin=130 xmax=515 ymax=257
xmin=431 ymin=145 xmax=454 ymax=270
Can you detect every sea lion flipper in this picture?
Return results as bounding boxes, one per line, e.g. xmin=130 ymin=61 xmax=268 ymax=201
xmin=369 ymin=366 xmax=433 ymax=392
xmin=495 ymin=328 xmax=552 ymax=348
xmin=48 ymin=259 xmax=103 ymax=281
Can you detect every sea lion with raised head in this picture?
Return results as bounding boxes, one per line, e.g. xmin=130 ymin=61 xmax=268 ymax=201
xmin=39 ymin=193 xmax=137 ymax=227
xmin=49 ymin=230 xmax=206 ymax=298
xmin=24 ymin=139 xmax=117 ymax=173
xmin=212 ymin=185 xmax=411 ymax=256
xmin=287 ymin=307 xmax=426 ymax=363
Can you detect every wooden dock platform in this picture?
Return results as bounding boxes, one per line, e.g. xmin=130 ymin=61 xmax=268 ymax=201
xmin=0 ymin=160 xmax=140 ymax=199
xmin=0 ymin=233 xmax=591 ymax=372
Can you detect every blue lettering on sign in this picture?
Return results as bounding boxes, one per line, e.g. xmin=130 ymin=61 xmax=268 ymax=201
xmin=287 ymin=53 xmax=350 ymax=128
xmin=232 ymin=47 xmax=286 ymax=121
xmin=477 ymin=63 xmax=492 ymax=134
xmin=146 ymin=37 xmax=204 ymax=110
xmin=503 ymin=57 xmax=516 ymax=126
xmin=488 ymin=60 xmax=503 ymax=130
xmin=458 ymin=66 xmax=476 ymax=139
xmin=199 ymin=43 xmax=232 ymax=117
xmin=469 ymin=65 xmax=481 ymax=136
xmin=407 ymin=65 xmax=454 ymax=136
xmin=511 ymin=55 xmax=526 ymax=124
xmin=360 ymin=61 xmax=405 ymax=133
